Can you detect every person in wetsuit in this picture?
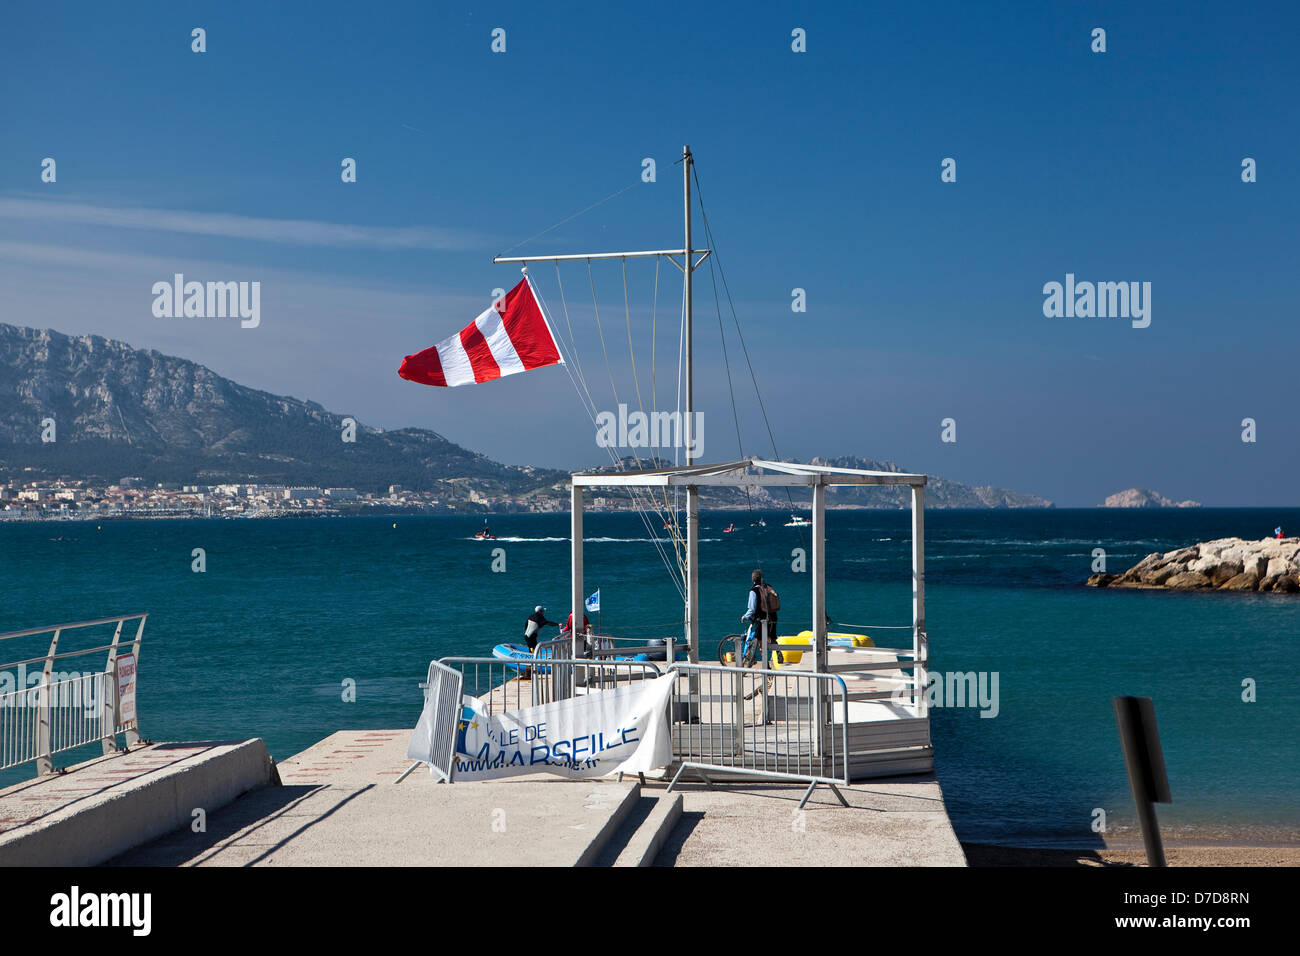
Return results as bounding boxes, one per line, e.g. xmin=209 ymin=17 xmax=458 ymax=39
xmin=524 ymin=606 xmax=557 ymax=651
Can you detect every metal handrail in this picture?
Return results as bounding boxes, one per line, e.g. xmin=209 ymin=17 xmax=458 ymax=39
xmin=0 ymin=614 xmax=148 ymax=644
xmin=1 ymin=644 xmax=132 ymax=670
xmin=0 ymin=613 xmax=146 ymax=775
xmin=438 ymin=656 xmax=662 ymax=673
xmin=436 ymin=655 xmax=662 ymax=711
xmin=590 ymin=638 xmax=679 ymax=660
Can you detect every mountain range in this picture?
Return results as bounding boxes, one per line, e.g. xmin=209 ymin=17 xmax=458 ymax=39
xmin=0 ymin=324 xmax=1052 ymax=509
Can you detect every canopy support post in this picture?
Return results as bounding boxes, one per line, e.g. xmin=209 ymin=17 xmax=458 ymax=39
xmin=571 ymin=483 xmax=584 ymax=671
xmin=812 ymin=477 xmax=827 ymax=761
xmin=912 ymin=484 xmax=927 ymax=719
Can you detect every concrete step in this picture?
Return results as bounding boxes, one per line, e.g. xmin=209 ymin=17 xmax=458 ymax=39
xmin=613 ymin=792 xmax=684 ymax=867
xmin=589 ymin=788 xmax=686 ymax=867
xmin=574 ymin=782 xmax=644 ymax=866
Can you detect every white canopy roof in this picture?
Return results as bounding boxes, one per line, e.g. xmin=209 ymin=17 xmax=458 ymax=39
xmin=571 ymin=457 xmax=927 ymax=488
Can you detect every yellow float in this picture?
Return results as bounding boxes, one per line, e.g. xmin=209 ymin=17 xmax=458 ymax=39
xmin=771 ymin=630 xmax=873 ymax=667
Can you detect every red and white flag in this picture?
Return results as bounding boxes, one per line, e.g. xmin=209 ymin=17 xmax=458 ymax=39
xmin=398 ymin=278 xmax=563 ymax=387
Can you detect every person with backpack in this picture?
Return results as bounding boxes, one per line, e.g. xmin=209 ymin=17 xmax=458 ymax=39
xmin=741 ymin=569 xmax=782 ymax=666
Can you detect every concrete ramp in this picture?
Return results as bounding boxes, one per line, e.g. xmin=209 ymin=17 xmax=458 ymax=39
xmin=0 ymin=740 xmax=277 ymax=866
xmin=111 ymin=730 xmax=643 ymax=867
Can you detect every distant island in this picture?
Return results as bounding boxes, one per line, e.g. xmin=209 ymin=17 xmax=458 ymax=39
xmin=0 ymin=323 xmax=1052 ymax=518
xmin=1101 ymin=488 xmax=1201 ymax=508
xmin=1089 ymin=536 xmax=1299 ymax=593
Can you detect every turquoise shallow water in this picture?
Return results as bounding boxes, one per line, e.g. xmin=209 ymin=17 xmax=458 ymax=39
xmin=2 ymin=508 xmax=1297 ymax=847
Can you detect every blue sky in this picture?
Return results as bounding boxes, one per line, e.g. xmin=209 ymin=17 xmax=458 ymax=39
xmin=1 ymin=1 xmax=1297 ymax=506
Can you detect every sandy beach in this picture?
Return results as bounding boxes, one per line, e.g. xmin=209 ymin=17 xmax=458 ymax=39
xmin=963 ymin=842 xmax=1300 ymax=867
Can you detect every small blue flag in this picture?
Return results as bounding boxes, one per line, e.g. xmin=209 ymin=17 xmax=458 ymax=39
xmin=585 ymin=590 xmax=601 ymax=613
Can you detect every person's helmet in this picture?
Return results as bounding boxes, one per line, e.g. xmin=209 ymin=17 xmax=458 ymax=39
xmin=535 ymin=606 xmax=544 ymax=613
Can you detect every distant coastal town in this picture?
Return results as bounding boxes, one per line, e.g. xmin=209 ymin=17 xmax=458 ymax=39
xmin=0 ymin=476 xmax=584 ymax=520
xmin=0 ymin=473 xmax=1001 ymax=520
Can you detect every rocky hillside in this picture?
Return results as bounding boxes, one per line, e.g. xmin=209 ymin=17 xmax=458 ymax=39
xmin=1102 ymin=488 xmax=1201 ymax=508
xmin=1088 ymin=537 xmax=1300 ymax=593
xmin=0 ymin=323 xmax=1054 ymax=509
xmin=0 ymin=324 xmax=568 ymax=499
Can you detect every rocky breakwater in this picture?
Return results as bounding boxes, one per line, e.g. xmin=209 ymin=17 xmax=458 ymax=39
xmin=1088 ymin=537 xmax=1300 ymax=593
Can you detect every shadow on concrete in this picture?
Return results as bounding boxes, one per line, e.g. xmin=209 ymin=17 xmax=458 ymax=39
xmin=651 ymin=810 xmax=703 ymax=866
xmin=590 ymin=796 xmax=657 ymax=867
xmin=107 ymin=783 xmax=373 ymax=867
xmin=662 ymin=781 xmax=889 ymax=810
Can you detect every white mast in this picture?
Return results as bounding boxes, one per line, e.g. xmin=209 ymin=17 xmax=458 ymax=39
xmin=683 ymin=145 xmax=694 ymax=468
xmin=493 ymin=147 xmax=709 ymax=663
xmin=682 ymin=146 xmax=700 ymax=663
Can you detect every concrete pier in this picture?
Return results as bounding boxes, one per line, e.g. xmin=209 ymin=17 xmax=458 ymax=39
xmin=1 ymin=730 xmax=967 ymax=866
xmin=0 ymin=740 xmax=277 ymax=866
xmin=112 ymin=730 xmax=645 ymax=866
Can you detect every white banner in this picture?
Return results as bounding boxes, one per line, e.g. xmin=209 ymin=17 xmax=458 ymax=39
xmin=448 ymin=673 xmax=675 ymax=781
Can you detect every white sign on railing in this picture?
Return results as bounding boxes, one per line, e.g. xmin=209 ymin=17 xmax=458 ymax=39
xmin=449 ymin=673 xmax=675 ymax=781
xmin=117 ymin=653 xmax=137 ymax=724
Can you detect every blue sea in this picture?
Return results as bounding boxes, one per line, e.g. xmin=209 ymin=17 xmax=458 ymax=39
xmin=3 ymin=508 xmax=1298 ymax=848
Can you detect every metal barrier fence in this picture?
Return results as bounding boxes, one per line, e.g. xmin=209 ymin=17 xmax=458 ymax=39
xmin=531 ymin=637 xmax=670 ymax=704
xmin=397 ymin=660 xmax=463 ymax=784
xmin=535 ymin=636 xmax=573 ymax=699
xmin=0 ymin=614 xmax=147 ymax=775
xmin=666 ymin=661 xmax=851 ymax=809
xmin=394 ymin=650 xmax=852 ymax=806
xmin=591 ymin=637 xmax=679 ymax=661
xmin=396 ymin=655 xmax=664 ymax=784
xmin=435 ymin=656 xmax=663 ymax=711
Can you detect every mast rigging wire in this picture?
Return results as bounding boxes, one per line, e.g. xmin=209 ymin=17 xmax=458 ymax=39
xmin=497 ymin=180 xmax=641 ymax=258
xmin=692 ymin=163 xmax=808 ymax=550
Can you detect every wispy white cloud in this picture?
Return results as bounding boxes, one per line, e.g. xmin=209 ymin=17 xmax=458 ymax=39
xmin=0 ymin=197 xmax=489 ymax=251
xmin=0 ymin=239 xmax=491 ymax=313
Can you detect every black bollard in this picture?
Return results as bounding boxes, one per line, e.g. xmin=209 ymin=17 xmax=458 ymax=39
xmin=1112 ymin=696 xmax=1171 ymax=867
